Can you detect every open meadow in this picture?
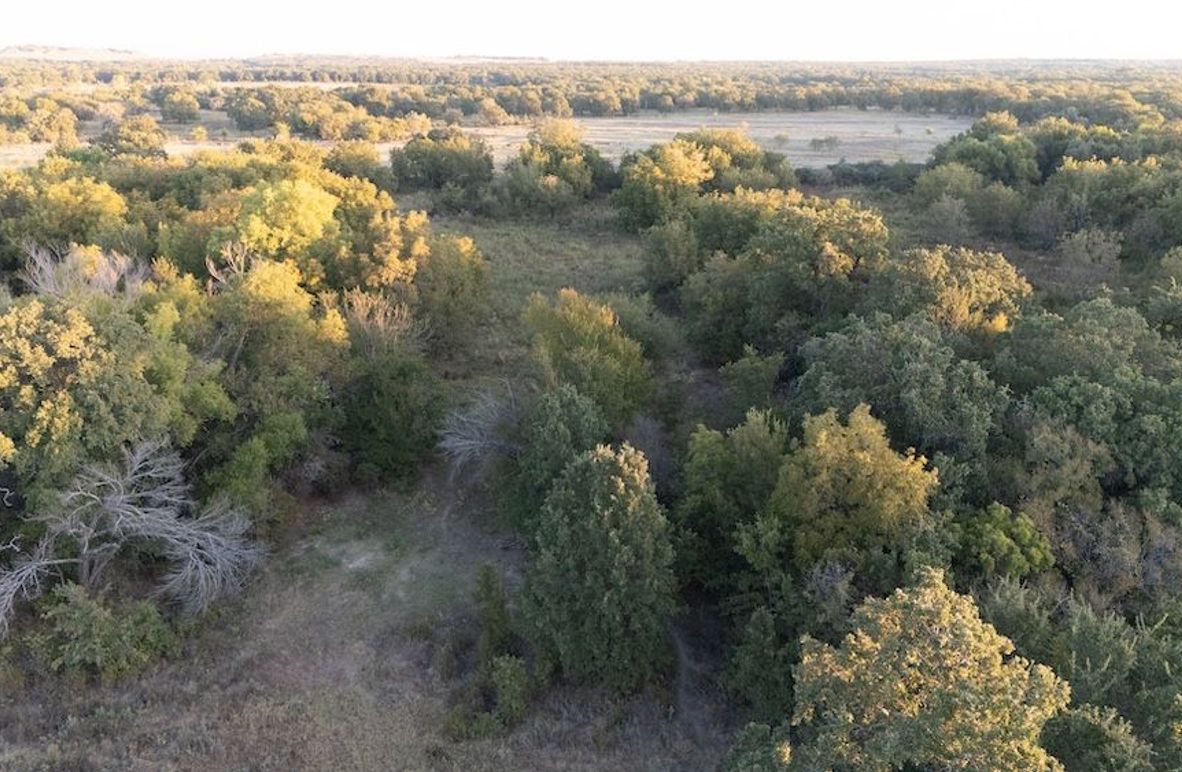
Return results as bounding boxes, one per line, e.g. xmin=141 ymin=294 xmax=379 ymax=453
xmin=467 ymin=108 xmax=971 ymax=165
xmin=0 ymin=107 xmax=970 ymax=170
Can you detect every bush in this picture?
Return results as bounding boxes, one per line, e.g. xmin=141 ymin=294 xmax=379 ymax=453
xmin=442 ymin=569 xmax=530 ymax=740
xmin=524 ymin=444 xmax=677 ymax=691
xmin=612 ymin=140 xmax=713 ymax=231
xmin=35 ymin=584 xmax=175 ymax=683
xmin=723 ymin=722 xmax=793 ymax=771
xmin=325 ymin=140 xmax=387 ymax=185
xmin=789 ymin=569 xmax=1069 ymax=770
xmin=1041 ymin=705 xmax=1155 ymax=771
xmin=509 ymin=385 xmax=608 ymax=534
xmin=921 ymin=193 xmax=973 ymax=244
xmin=643 ymin=218 xmax=701 ymax=291
xmin=598 ymin=292 xmax=681 ymax=361
xmin=720 ymin=345 xmax=783 ymax=414
xmin=489 ymin=654 xmax=529 ymax=726
xmin=954 ymin=502 xmax=1053 ymax=580
xmin=415 ymin=235 xmax=488 ymax=351
xmin=523 ymin=289 xmax=654 ymax=426
xmin=727 ymin=607 xmax=795 ymax=721
xmin=744 ymin=404 xmax=939 ymax=592
xmin=390 ymin=128 xmax=494 ymax=191
xmin=675 ymin=409 xmax=787 ymax=588
xmin=341 ymin=349 xmax=442 ymax=480
xmin=498 ymin=119 xmax=617 ymax=216
xmin=473 ymin=564 xmax=513 ymax=671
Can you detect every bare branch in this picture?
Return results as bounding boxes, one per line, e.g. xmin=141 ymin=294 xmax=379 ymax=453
xmin=2 ymin=440 xmax=264 ymax=635
xmin=438 ymin=380 xmax=523 ymax=477
xmin=21 ymin=244 xmax=147 ymax=300
xmin=153 ymin=497 xmax=264 ymax=615
xmin=344 ymin=289 xmax=425 ymax=361
xmin=0 ymin=539 xmax=75 ymax=638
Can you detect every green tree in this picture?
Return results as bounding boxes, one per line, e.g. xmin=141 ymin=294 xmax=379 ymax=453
xmin=912 ymin=161 xmax=986 ymax=208
xmin=790 ymin=568 xmax=1070 ymax=770
xmin=0 ymin=293 xmax=211 ymax=507
xmin=612 ymin=139 xmax=713 ymax=231
xmin=752 ymin=404 xmax=939 ymax=579
xmin=2 ymin=175 xmax=128 ymax=257
xmin=674 ymin=409 xmax=786 ymax=587
xmin=230 ymin=179 xmax=339 ymax=282
xmin=389 ymin=128 xmax=494 ymax=191
xmin=500 ymin=119 xmax=616 ymax=216
xmin=867 ymin=245 xmax=1032 ymax=335
xmin=509 ymin=385 xmax=608 ymax=535
xmin=1041 ymin=705 xmax=1154 ymax=772
xmin=933 ymin=112 xmax=1039 ymax=187
xmin=161 ymin=90 xmax=201 ymax=123
xmin=523 ymin=289 xmax=653 ymax=425
xmin=954 ymin=502 xmax=1054 ymax=580
xmin=524 ymin=444 xmax=676 ymax=691
xmin=92 ymin=115 xmax=167 ymax=158
xmin=413 ymin=234 xmax=487 ymax=350
xmin=791 ymin=314 xmax=1009 ymax=501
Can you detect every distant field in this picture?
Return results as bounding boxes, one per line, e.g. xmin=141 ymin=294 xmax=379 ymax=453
xmin=468 ymin=108 xmax=972 ymax=166
xmin=0 ymin=108 xmax=970 ymax=171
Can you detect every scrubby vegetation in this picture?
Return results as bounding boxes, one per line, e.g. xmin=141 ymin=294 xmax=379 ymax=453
xmin=5 ymin=54 xmax=1182 ymax=771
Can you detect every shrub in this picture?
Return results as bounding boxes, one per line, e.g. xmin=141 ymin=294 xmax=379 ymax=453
xmin=1041 ymin=705 xmax=1154 ymax=772
xmin=675 ymin=409 xmax=787 ymax=588
xmin=341 ymin=349 xmax=442 ymax=480
xmin=524 ymin=444 xmax=676 ymax=691
xmin=490 ymin=654 xmax=529 ymax=726
xmin=523 ymin=289 xmax=654 ymax=425
xmin=643 ymin=218 xmax=701 ymax=291
xmin=36 ymin=584 xmax=176 ymax=683
xmin=598 ymin=292 xmax=681 ymax=361
xmin=921 ymin=193 xmax=973 ymax=244
xmin=390 ymin=128 xmax=494 ymax=191
xmin=720 ymin=345 xmax=783 ymax=413
xmin=325 ymin=140 xmax=384 ymax=182
xmin=509 ymin=385 xmax=608 ymax=534
xmin=954 ymin=502 xmax=1053 ymax=580
xmin=473 ymin=564 xmax=513 ymax=672
xmin=414 ymin=235 xmax=487 ymax=351
xmin=612 ymin=140 xmax=713 ymax=231
xmin=722 ymin=722 xmax=793 ymax=771
xmin=754 ymin=404 xmax=939 ymax=579
xmin=727 ymin=607 xmax=796 ymax=721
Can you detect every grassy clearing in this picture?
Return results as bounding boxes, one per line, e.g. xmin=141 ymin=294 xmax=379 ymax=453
xmin=428 ymin=201 xmax=647 ymax=385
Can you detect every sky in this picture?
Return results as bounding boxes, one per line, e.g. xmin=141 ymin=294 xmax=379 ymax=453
xmin=4 ymin=0 xmax=1182 ymax=62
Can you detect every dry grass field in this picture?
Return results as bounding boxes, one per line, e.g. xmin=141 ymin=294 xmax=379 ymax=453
xmin=468 ymin=108 xmax=972 ymax=165
xmin=0 ymin=108 xmax=969 ymax=170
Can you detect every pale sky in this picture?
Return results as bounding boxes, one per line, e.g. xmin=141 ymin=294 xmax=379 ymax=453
xmin=4 ymin=0 xmax=1182 ymax=62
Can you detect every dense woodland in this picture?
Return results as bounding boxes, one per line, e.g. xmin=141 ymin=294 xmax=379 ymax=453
xmin=2 ymin=57 xmax=1182 ymax=770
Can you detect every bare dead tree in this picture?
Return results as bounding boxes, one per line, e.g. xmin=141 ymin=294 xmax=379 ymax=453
xmin=343 ymin=288 xmax=425 ymax=361
xmin=0 ymin=538 xmax=74 ymax=638
xmin=21 ymin=244 xmax=147 ymax=299
xmin=153 ymin=496 xmax=261 ymax=615
xmin=205 ymin=241 xmax=253 ymax=291
xmin=0 ymin=441 xmax=263 ymax=636
xmin=438 ymin=381 xmax=523 ymax=478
